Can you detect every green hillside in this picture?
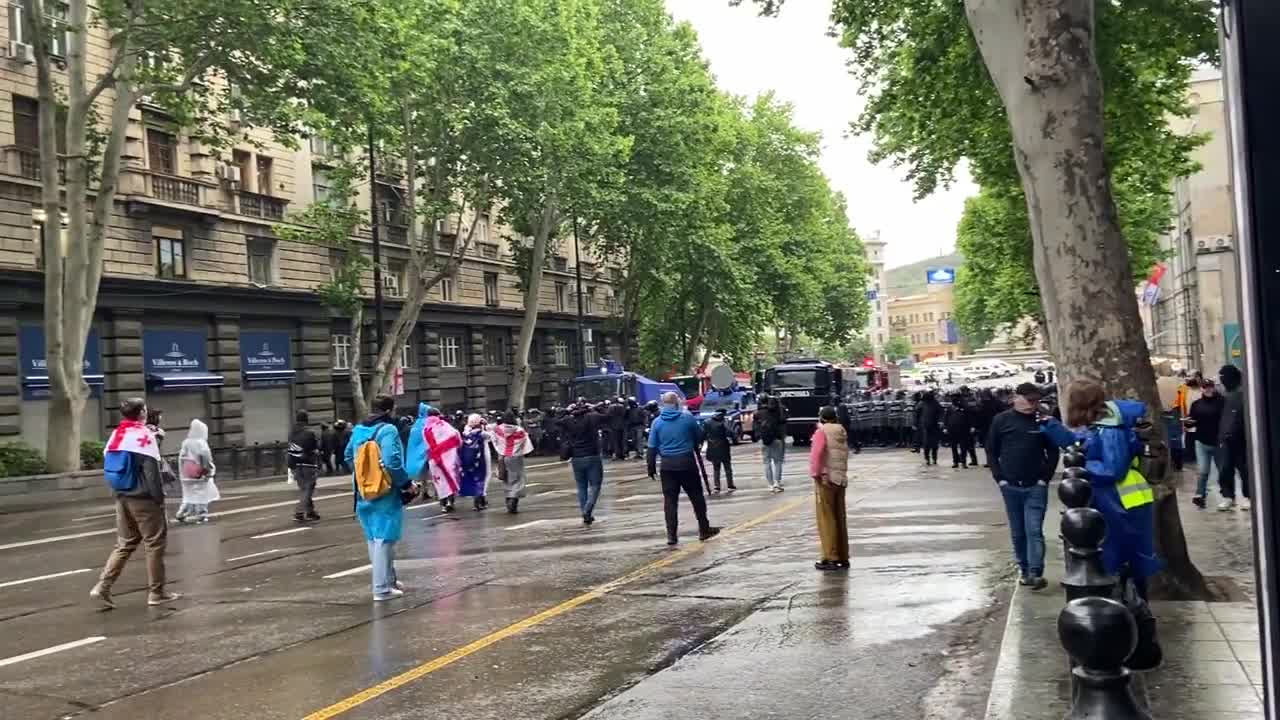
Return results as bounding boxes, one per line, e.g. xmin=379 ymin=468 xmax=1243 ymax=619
xmin=885 ymin=252 xmax=965 ymax=297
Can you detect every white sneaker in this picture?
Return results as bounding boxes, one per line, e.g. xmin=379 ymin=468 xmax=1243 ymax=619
xmin=1218 ymin=499 xmax=1237 ymax=512
xmin=374 ymin=588 xmax=405 ymax=602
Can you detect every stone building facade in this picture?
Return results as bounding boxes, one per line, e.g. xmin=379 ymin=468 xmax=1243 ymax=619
xmin=0 ymin=15 xmax=620 ymax=452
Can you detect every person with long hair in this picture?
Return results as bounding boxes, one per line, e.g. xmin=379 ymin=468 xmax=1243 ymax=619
xmin=1041 ymin=379 xmax=1162 ymax=598
xmin=809 ymin=406 xmax=850 ymax=571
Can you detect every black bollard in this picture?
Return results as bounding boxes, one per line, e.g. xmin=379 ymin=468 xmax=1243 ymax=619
xmin=1059 ymin=596 xmax=1151 ymax=720
xmin=1061 ymin=506 xmax=1117 ymax=600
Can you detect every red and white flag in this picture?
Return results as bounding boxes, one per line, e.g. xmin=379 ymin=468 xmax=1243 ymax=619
xmin=423 ymin=415 xmax=462 ymax=499
xmin=490 ymin=424 xmax=533 ymax=458
xmin=105 ymin=419 xmax=161 ymax=460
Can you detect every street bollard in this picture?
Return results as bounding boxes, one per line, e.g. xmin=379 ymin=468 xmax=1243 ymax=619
xmin=1059 ymin=596 xmax=1151 ymax=720
xmin=1059 ymin=443 xmax=1115 ymax=600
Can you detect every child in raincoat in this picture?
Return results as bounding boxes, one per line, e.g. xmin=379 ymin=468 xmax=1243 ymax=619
xmin=176 ymin=419 xmax=219 ymax=523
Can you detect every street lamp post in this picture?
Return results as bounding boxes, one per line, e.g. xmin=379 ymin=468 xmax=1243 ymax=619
xmin=368 ymin=126 xmax=385 ymax=350
xmin=573 ymin=215 xmax=587 ymax=377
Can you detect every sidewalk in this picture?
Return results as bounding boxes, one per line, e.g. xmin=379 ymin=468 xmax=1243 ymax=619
xmin=985 ymin=472 xmax=1263 ymax=719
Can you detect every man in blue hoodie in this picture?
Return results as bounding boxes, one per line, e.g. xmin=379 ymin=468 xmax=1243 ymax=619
xmin=344 ymin=394 xmax=414 ymax=601
xmin=648 ymin=392 xmax=721 ymax=546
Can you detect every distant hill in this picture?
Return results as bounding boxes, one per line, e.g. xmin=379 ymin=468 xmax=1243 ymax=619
xmin=886 ymin=252 xmax=965 ymax=297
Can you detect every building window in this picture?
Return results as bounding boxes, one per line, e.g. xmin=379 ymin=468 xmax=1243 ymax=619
xmin=584 ymin=340 xmax=596 ymax=366
xmin=484 ymin=272 xmax=499 ymax=307
xmin=477 ymin=214 xmax=490 ymax=246
xmin=484 ymin=334 xmax=507 ymax=366
xmin=332 ymin=334 xmax=351 ymax=370
xmin=555 ymin=282 xmax=568 ymax=312
xmin=383 ymin=262 xmax=404 ymax=298
xmin=256 ymin=156 xmax=273 ymax=195
xmin=312 ymin=166 xmax=333 ymax=204
xmin=553 ymin=338 xmax=569 ymax=367
xmin=9 ymin=2 xmax=68 ymax=56
xmin=234 ymin=149 xmax=252 ymax=185
xmin=584 ymin=287 xmax=595 ymax=314
xmin=328 ymin=249 xmax=347 ymax=281
xmin=309 ymin=135 xmax=338 ymax=159
xmin=247 ymin=236 xmax=274 ymax=285
xmin=439 ymin=336 xmax=460 ymax=369
xmin=153 ymin=225 xmax=186 ymax=279
xmin=146 ymin=127 xmax=178 ymax=174
xmin=400 ymin=337 xmax=414 ymax=369
xmin=877 ymin=333 xmax=884 ymax=344
xmin=13 ymin=96 xmax=38 ymax=149
xmin=439 ymin=275 xmax=455 ymax=302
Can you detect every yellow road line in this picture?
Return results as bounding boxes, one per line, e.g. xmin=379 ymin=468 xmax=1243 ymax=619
xmin=301 ymin=497 xmax=805 ymax=720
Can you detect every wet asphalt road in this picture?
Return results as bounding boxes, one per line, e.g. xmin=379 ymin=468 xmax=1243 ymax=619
xmin=0 ymin=444 xmax=1015 ymax=720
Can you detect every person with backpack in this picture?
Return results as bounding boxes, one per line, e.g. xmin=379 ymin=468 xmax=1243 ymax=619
xmin=289 ymin=410 xmax=322 ymax=523
xmin=175 ymin=419 xmax=219 ymax=524
xmin=344 ymin=394 xmax=414 ymax=601
xmin=756 ymin=395 xmax=787 ymax=493
xmin=90 ymin=398 xmax=181 ymax=609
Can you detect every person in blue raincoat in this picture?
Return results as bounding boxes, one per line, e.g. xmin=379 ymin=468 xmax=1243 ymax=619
xmin=1041 ymin=379 xmax=1162 ymax=599
xmin=344 ymin=394 xmax=413 ymax=601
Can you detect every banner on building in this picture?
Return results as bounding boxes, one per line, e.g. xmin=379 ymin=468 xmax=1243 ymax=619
xmin=18 ymin=325 xmax=103 ymax=399
xmin=143 ymin=329 xmax=224 ymax=390
xmin=240 ymin=331 xmax=295 ymax=387
xmin=926 ymin=267 xmax=956 ymax=285
xmin=938 ymin=319 xmax=959 ymax=345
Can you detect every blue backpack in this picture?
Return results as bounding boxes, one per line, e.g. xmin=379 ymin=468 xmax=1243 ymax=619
xmin=103 ymin=450 xmax=136 ymax=492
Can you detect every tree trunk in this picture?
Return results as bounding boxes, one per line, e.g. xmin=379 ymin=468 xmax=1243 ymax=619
xmin=682 ymin=303 xmax=711 ymax=373
xmin=509 ymin=203 xmax=557 ymax=408
xmin=349 ymin=305 xmax=369 ymax=420
xmin=964 ymin=0 xmax=1205 ymax=597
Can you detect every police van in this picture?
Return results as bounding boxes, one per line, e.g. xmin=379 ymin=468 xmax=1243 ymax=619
xmin=760 ymin=358 xmax=843 ymax=445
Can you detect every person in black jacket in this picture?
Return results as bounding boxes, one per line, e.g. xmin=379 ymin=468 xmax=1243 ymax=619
xmin=917 ymin=391 xmax=943 ymax=466
xmin=608 ymin=397 xmax=629 ymax=460
xmin=559 ymin=403 xmax=607 ymax=524
xmin=1216 ymin=365 xmax=1250 ymax=511
xmin=703 ymin=409 xmax=736 ymax=492
xmin=288 ymin=410 xmax=322 ymax=523
xmin=987 ymin=383 xmax=1059 ymax=590
xmin=945 ymin=394 xmax=974 ymax=469
xmin=626 ymin=398 xmax=646 ymax=461
xmin=319 ymin=423 xmax=336 ymax=474
xmin=335 ymin=420 xmax=352 ymax=474
xmin=1185 ymin=379 xmax=1224 ymax=508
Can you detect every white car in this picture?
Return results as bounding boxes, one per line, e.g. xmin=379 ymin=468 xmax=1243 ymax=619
xmin=986 ymin=360 xmax=1020 ymax=377
xmin=1022 ymin=359 xmax=1055 ymax=372
xmin=965 ymin=362 xmax=997 ymax=379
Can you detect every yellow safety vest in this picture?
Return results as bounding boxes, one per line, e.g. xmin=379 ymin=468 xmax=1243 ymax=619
xmin=1118 ymin=458 xmax=1154 ymax=510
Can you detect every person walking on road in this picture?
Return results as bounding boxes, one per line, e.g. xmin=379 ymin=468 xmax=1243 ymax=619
xmin=346 ymin=394 xmax=414 ymax=601
xmin=91 ymin=398 xmax=181 ymax=609
xmin=917 ymin=391 xmax=943 ymax=466
xmin=406 ymin=404 xmax=462 ymax=513
xmin=460 ymin=413 xmax=492 ymax=511
xmin=987 ymin=383 xmax=1059 ymax=590
xmin=647 ymin=392 xmax=720 ymax=546
xmin=490 ymin=412 xmax=534 ymax=513
xmin=175 ymin=419 xmax=219 ymax=524
xmin=334 ymin=420 xmax=352 ymax=474
xmin=757 ymin=394 xmax=787 ymax=493
xmin=627 ymin=398 xmax=646 ymax=462
xmin=560 ymin=402 xmax=607 ymax=525
xmin=809 ymin=406 xmax=850 ymax=571
xmin=1215 ymin=365 xmax=1250 ymax=511
xmin=703 ymin=408 xmax=736 ymax=493
xmin=288 ymin=410 xmax=322 ymax=523
xmin=1184 ymin=379 xmax=1224 ymax=509
xmin=319 ymin=422 xmax=336 ymax=475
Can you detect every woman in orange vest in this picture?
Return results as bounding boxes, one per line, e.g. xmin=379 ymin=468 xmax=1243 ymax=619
xmin=809 ymin=406 xmax=850 ymax=572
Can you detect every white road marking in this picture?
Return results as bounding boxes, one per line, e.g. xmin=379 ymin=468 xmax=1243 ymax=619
xmin=72 ymin=511 xmax=119 ymax=523
xmin=226 ymin=549 xmax=282 ymax=562
xmin=0 ymin=637 xmax=106 ymax=668
xmin=250 ymin=527 xmax=311 ymax=540
xmin=537 ymin=489 xmax=575 ymax=496
xmin=524 ymin=483 xmax=545 ymax=488
xmin=0 ymin=568 xmax=93 ymax=589
xmin=323 ymin=564 xmax=371 ymax=579
xmin=0 ymin=492 xmax=350 ymax=552
xmin=505 ymin=519 xmax=548 ymax=531
xmin=616 ymin=494 xmax=659 ymax=503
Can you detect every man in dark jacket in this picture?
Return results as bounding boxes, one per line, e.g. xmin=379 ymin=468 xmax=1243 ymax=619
xmin=703 ymin=409 xmax=736 ymax=492
xmin=756 ymin=395 xmax=787 ymax=492
xmin=319 ymin=422 xmax=337 ymax=474
xmin=1185 ymin=380 xmax=1224 ymax=508
xmin=626 ymin=398 xmax=646 ymax=461
xmin=1216 ymin=365 xmax=1249 ymax=511
xmin=560 ymin=403 xmax=607 ymax=524
xmin=608 ymin=397 xmax=629 ymax=460
xmin=987 ymin=383 xmax=1059 ymax=590
xmin=945 ymin=394 xmax=974 ymax=469
xmin=289 ymin=410 xmax=322 ymax=523
xmin=648 ymin=392 xmax=720 ymax=545
xmin=335 ymin=420 xmax=353 ymax=474
xmin=917 ymin=391 xmax=943 ymax=466
xmin=91 ymin=398 xmax=180 ymax=609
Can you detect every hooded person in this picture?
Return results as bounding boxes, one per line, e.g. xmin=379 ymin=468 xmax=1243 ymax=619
xmin=406 ymin=403 xmax=463 ymax=512
xmin=647 ymin=392 xmax=720 ymax=546
xmin=459 ymin=413 xmax=492 ymax=511
xmin=344 ymin=394 xmax=413 ymax=601
xmin=702 ymin=408 xmax=736 ymax=493
xmin=287 ymin=410 xmax=321 ymax=523
xmin=176 ymin=419 xmax=219 ymax=523
xmin=491 ymin=412 xmax=535 ymax=513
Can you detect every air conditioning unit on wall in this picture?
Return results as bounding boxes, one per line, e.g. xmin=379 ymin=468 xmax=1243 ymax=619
xmin=1195 ymin=235 xmax=1232 ymax=254
xmin=216 ymin=164 xmax=242 ymax=184
xmin=8 ymin=41 xmax=34 ymax=64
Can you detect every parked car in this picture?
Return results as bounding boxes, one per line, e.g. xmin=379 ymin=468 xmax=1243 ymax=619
xmin=986 ymin=360 xmax=1020 ymax=377
xmin=1022 ymin=359 xmax=1055 ymax=372
xmin=965 ymin=362 xmax=997 ymax=379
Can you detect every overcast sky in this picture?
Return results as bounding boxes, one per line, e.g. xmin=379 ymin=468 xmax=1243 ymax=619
xmin=664 ymin=0 xmax=977 ymax=269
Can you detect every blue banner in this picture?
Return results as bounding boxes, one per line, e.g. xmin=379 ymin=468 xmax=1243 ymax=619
xmin=939 ymin=319 xmax=959 ymax=345
xmin=18 ymin=325 xmax=103 ymax=399
xmin=240 ymin=331 xmax=295 ymax=386
xmin=144 ymin=329 xmax=223 ymax=390
xmin=926 ymin=267 xmax=956 ymax=285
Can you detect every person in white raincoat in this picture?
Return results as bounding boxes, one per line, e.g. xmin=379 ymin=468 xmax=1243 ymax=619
xmin=176 ymin=419 xmax=219 ymax=523
xmin=490 ymin=411 xmax=534 ymax=513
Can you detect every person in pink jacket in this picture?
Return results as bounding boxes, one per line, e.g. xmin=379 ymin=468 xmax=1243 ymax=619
xmin=809 ymin=406 xmax=850 ymax=571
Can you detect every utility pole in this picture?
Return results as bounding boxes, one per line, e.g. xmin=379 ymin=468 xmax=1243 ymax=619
xmin=573 ymin=215 xmax=587 ymax=377
xmin=368 ymin=126 xmax=385 ymax=350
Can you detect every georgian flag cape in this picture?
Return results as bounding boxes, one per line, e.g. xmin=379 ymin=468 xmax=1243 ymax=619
xmin=490 ymin=423 xmax=533 ymax=458
xmin=418 ymin=414 xmax=462 ymax=499
xmin=106 ymin=419 xmax=162 ymax=460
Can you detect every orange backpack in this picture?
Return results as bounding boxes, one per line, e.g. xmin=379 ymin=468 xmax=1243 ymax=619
xmin=354 ymin=427 xmax=392 ymax=500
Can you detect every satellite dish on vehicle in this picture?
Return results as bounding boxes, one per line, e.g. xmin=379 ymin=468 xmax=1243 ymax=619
xmin=710 ymin=365 xmax=735 ymax=391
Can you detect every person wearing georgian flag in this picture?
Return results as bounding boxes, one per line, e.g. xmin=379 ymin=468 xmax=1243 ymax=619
xmin=490 ymin=411 xmax=535 ymax=513
xmin=405 ymin=403 xmax=463 ymax=513
xmin=90 ymin=397 xmax=182 ymax=609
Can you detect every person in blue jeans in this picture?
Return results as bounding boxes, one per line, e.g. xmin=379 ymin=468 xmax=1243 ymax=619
xmin=986 ymin=383 xmax=1060 ymax=590
xmin=1184 ymin=380 xmax=1223 ymax=508
xmin=345 ymin=394 xmax=415 ymax=602
xmin=558 ymin=402 xmax=607 ymax=525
